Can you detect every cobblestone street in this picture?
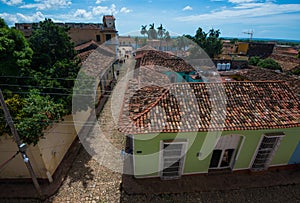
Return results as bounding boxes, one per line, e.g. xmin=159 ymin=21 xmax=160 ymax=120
xmin=48 ymin=57 xmax=134 ymax=203
xmin=120 ymin=183 xmax=300 ymax=203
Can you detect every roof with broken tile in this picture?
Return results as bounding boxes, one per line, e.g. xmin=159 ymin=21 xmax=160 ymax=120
xmin=135 ymin=49 xmax=194 ymax=72
xmin=119 ymin=81 xmax=300 ymax=134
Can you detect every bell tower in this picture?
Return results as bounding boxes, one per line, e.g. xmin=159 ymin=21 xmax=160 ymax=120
xmin=103 ymin=15 xmax=115 ymax=29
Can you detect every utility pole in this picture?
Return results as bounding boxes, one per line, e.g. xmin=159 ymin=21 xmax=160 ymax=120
xmin=0 ymin=89 xmax=43 ymax=198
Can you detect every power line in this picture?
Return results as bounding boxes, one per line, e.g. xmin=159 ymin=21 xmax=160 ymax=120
xmin=0 ymin=75 xmax=113 ymax=82
xmin=0 ymin=89 xmax=43 ymax=198
xmin=0 ymin=151 xmax=19 ymax=172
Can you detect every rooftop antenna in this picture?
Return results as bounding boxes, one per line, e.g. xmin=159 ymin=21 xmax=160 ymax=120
xmin=243 ymin=30 xmax=253 ymax=42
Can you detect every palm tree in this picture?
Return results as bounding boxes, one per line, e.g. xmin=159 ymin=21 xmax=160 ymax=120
xmin=148 ymin=23 xmax=157 ymax=40
xmin=165 ymin=31 xmax=171 ymax=51
xmin=140 ymin=25 xmax=148 ymax=38
xmin=157 ymin=24 xmax=165 ymax=50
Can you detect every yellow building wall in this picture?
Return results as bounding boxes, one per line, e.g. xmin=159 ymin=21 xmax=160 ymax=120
xmin=68 ymin=28 xmax=104 ymax=45
xmin=0 ymin=115 xmax=77 ymax=179
xmin=68 ymin=28 xmax=117 ymax=46
xmin=37 ymin=115 xmax=77 ymax=176
xmin=237 ymin=43 xmax=249 ymax=55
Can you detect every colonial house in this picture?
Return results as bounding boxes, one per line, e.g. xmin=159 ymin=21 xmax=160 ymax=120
xmin=119 ymin=81 xmax=300 ymax=179
xmin=15 ymin=15 xmax=118 ymax=46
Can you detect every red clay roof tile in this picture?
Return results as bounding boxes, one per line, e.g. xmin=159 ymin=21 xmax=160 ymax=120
xmin=119 ymin=81 xmax=300 ymax=134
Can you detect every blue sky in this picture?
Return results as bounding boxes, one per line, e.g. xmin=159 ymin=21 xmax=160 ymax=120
xmin=1 ymin=0 xmax=300 ymax=40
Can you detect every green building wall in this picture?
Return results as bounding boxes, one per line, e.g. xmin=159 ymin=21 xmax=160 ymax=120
xmin=132 ymin=127 xmax=300 ymax=178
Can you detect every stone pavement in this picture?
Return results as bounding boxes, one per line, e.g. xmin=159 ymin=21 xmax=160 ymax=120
xmin=47 ymin=57 xmax=136 ymax=203
xmin=121 ymin=166 xmax=300 ymax=195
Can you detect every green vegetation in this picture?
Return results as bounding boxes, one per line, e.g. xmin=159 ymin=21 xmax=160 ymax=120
xmin=185 ymin=27 xmax=222 ymax=58
xmin=248 ymin=56 xmax=282 ymax=72
xmin=0 ymin=18 xmax=80 ymax=145
xmin=248 ymin=56 xmax=261 ymax=66
xmin=290 ymin=67 xmax=300 ymax=76
xmin=0 ymin=18 xmax=33 ymax=77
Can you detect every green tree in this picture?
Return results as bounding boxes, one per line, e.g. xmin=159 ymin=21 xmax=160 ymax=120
xmin=140 ymin=25 xmax=148 ymax=38
xmin=257 ymin=58 xmax=282 ymax=71
xmin=175 ymin=36 xmax=189 ymax=51
xmin=291 ymin=67 xmax=300 ymax=76
xmin=0 ymin=94 xmax=24 ymax=135
xmin=165 ymin=31 xmax=171 ymax=51
xmin=26 ymin=18 xmax=80 ymax=111
xmin=185 ymin=27 xmax=222 ymax=58
xmin=0 ymin=18 xmax=33 ymax=77
xmin=148 ymin=23 xmax=157 ymax=40
xmin=29 ymin=18 xmax=76 ymax=70
xmin=248 ymin=56 xmax=261 ymax=66
xmin=15 ymin=90 xmax=65 ymax=145
xmin=157 ymin=24 xmax=165 ymax=50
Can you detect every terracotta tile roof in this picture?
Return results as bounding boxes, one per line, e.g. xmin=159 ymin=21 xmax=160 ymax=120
xmin=237 ymin=66 xmax=300 ymax=95
xmin=78 ymin=46 xmax=116 ymax=77
xmin=119 ymin=81 xmax=300 ymax=134
xmin=77 ymin=50 xmax=94 ymax=62
xmin=76 ymin=41 xmax=116 ymax=68
xmin=269 ymin=54 xmax=300 ymax=72
xmin=136 ymin=50 xmax=194 ymax=72
xmin=75 ymin=40 xmax=99 ymax=53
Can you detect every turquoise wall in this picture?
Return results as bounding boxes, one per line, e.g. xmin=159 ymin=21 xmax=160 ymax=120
xmin=163 ymin=71 xmax=203 ymax=83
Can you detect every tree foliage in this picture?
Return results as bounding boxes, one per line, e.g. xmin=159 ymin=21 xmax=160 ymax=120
xmin=291 ymin=67 xmax=300 ymax=76
xmin=248 ymin=56 xmax=282 ymax=71
xmin=257 ymin=58 xmax=282 ymax=71
xmin=25 ymin=18 xmax=80 ymax=111
xmin=248 ymin=56 xmax=261 ymax=66
xmin=185 ymin=27 xmax=222 ymax=58
xmin=140 ymin=23 xmax=169 ymax=40
xmin=16 ymin=90 xmax=65 ymax=145
xmin=0 ymin=18 xmax=81 ymax=144
xmin=0 ymin=18 xmax=33 ymax=76
xmin=29 ymin=19 xmax=76 ymax=69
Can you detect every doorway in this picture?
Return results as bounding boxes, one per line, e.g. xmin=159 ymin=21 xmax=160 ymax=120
xmin=160 ymin=141 xmax=187 ymax=179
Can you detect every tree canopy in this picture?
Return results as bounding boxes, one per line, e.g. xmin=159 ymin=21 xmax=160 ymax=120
xmin=0 ymin=19 xmax=33 ymax=76
xmin=25 ymin=18 xmax=80 ymax=110
xmin=0 ymin=18 xmax=80 ymax=145
xmin=257 ymin=58 xmax=282 ymax=71
xmin=248 ymin=56 xmax=282 ymax=72
xmin=185 ymin=27 xmax=222 ymax=58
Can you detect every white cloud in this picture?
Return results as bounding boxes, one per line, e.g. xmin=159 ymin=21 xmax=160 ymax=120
xmin=95 ymin=0 xmax=102 ymax=4
xmin=228 ymin=0 xmax=256 ymax=3
xmin=120 ymin=7 xmax=132 ymax=13
xmin=177 ymin=2 xmax=300 ymax=22
xmin=92 ymin=4 xmax=117 ymax=15
xmin=233 ymin=3 xmax=264 ymax=9
xmin=20 ymin=0 xmax=72 ymax=10
xmin=1 ymin=0 xmax=23 ymax=6
xmin=0 ymin=12 xmax=45 ymax=25
xmin=74 ymin=9 xmax=92 ymax=19
xmin=183 ymin=6 xmax=193 ymax=11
